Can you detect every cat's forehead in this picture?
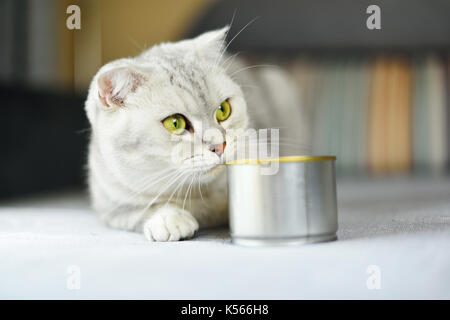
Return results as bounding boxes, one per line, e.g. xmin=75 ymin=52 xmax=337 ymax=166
xmin=154 ymin=52 xmax=216 ymax=80
xmin=141 ymin=52 xmax=226 ymax=96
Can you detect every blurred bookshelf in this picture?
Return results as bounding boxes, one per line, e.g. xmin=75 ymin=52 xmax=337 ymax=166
xmin=190 ymin=0 xmax=450 ymax=176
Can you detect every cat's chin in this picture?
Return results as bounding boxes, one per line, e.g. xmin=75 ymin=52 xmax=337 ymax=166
xmin=189 ymin=163 xmax=225 ymax=182
xmin=187 ymin=163 xmax=224 ymax=174
xmin=181 ymin=154 xmax=225 ymax=178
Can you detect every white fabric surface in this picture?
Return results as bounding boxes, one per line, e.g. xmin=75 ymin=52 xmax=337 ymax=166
xmin=1 ymin=177 xmax=449 ymax=299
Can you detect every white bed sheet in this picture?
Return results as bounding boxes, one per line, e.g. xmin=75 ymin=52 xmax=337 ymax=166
xmin=1 ymin=177 xmax=449 ymax=299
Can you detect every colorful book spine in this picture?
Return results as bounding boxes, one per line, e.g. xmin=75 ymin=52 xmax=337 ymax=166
xmin=291 ymin=54 xmax=448 ymax=176
xmin=425 ymin=56 xmax=447 ymax=174
xmin=412 ymin=57 xmax=429 ymax=172
xmin=368 ymin=58 xmax=389 ymax=173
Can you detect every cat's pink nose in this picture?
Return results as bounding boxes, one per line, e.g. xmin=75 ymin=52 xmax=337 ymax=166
xmin=209 ymin=142 xmax=226 ymax=156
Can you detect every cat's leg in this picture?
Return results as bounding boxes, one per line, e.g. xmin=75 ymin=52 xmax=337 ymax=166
xmin=141 ymin=205 xmax=199 ymax=241
xmin=140 ymin=193 xmax=227 ymax=240
xmin=97 ymin=202 xmax=199 ymax=241
xmin=91 ymin=174 xmax=200 ymax=241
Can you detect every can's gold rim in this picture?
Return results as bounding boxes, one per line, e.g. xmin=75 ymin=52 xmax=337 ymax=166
xmin=226 ymin=156 xmax=336 ymax=165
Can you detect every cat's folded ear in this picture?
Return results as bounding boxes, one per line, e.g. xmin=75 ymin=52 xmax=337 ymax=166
xmin=194 ymin=26 xmax=229 ymax=60
xmin=97 ymin=67 xmax=146 ymax=109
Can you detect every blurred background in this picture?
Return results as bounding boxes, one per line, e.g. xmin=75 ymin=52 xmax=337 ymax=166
xmin=1 ymin=0 xmax=449 ymax=200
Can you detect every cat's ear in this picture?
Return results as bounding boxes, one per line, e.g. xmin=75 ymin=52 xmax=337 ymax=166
xmin=97 ymin=67 xmax=145 ymax=109
xmin=194 ymin=26 xmax=229 ymax=59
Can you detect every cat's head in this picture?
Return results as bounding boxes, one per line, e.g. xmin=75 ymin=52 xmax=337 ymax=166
xmin=86 ymin=27 xmax=249 ymax=183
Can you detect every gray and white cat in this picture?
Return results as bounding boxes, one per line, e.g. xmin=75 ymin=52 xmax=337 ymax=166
xmin=85 ymin=27 xmax=308 ymax=241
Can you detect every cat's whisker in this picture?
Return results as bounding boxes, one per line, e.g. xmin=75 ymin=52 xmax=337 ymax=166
xmin=244 ymin=142 xmax=311 ymax=151
xmin=229 ymin=8 xmax=237 ymax=30
xmin=234 ymin=140 xmax=312 ymax=156
xmin=229 ymin=64 xmax=279 ymax=78
xmin=140 ymin=169 xmax=188 ymax=215
xmin=76 ymin=127 xmax=91 ymax=135
xmin=127 ymin=168 xmax=179 ymax=196
xmin=107 ymin=168 xmax=177 ymax=205
xmin=125 ymin=169 xmax=179 ymax=195
xmin=214 ymin=17 xmax=260 ymax=72
xmin=183 ymin=175 xmax=195 ymax=211
xmin=228 ymin=132 xmax=310 ymax=145
xmin=211 ymin=11 xmax=236 ymax=71
xmin=133 ymin=169 xmax=183 ymax=200
xmin=164 ymin=171 xmax=191 ymax=208
xmin=189 ymin=174 xmax=195 ymax=209
xmin=174 ymin=172 xmax=189 ymax=205
xmin=127 ymin=35 xmax=147 ymax=53
xmin=222 ymin=51 xmax=240 ymax=68
xmin=103 ymin=168 xmax=183 ymax=216
xmin=237 ymin=84 xmax=262 ymax=91
xmin=197 ymin=173 xmax=205 ymax=203
xmin=222 ymin=51 xmax=241 ymax=73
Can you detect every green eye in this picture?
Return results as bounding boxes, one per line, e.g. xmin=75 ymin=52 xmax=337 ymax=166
xmin=216 ymin=100 xmax=231 ymax=122
xmin=162 ymin=114 xmax=186 ymax=135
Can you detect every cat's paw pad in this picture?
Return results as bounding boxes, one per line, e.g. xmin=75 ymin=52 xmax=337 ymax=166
xmin=143 ymin=207 xmax=199 ymax=242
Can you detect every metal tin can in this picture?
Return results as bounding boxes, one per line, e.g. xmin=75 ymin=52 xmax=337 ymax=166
xmin=226 ymin=156 xmax=338 ymax=246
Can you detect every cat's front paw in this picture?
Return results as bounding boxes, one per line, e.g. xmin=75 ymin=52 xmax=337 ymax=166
xmin=143 ymin=206 xmax=199 ymax=242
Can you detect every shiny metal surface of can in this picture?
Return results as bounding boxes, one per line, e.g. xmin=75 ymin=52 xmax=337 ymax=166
xmin=227 ymin=156 xmax=338 ymax=246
